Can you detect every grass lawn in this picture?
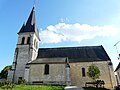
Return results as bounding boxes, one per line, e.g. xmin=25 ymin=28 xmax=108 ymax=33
xmin=0 ymin=84 xmax=111 ymax=90
xmin=0 ymin=85 xmax=64 ymax=90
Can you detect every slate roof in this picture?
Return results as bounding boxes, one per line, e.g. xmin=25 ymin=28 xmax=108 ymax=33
xmin=18 ymin=7 xmax=40 ymax=40
xmin=37 ymin=45 xmax=111 ymax=62
xmin=115 ymin=62 xmax=120 ymax=72
xmin=27 ymin=58 xmax=67 ymax=64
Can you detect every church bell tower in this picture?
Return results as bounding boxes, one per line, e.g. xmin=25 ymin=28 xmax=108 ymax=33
xmin=8 ymin=7 xmax=40 ymax=83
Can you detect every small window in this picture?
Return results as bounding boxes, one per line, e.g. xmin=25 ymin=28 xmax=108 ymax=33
xmin=34 ymin=39 xmax=38 ymax=49
xmin=21 ymin=37 xmax=25 ymax=44
xmin=82 ymin=68 xmax=86 ymax=77
xmin=27 ymin=37 xmax=30 ymax=44
xmin=44 ymin=64 xmax=49 ymax=75
xmin=19 ymin=77 xmax=22 ymax=80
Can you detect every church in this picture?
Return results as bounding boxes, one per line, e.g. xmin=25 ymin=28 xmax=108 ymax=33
xmin=7 ymin=7 xmax=116 ymax=88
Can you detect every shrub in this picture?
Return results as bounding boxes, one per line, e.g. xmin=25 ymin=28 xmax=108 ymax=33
xmin=87 ymin=64 xmax=100 ymax=80
xmin=1 ymin=65 xmax=11 ymax=79
xmin=96 ymin=80 xmax=105 ymax=88
xmin=18 ymin=79 xmax=26 ymax=84
xmin=0 ymin=81 xmax=15 ymax=90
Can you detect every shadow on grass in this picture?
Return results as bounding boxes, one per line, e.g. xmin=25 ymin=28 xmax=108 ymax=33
xmin=83 ymin=87 xmax=110 ymax=90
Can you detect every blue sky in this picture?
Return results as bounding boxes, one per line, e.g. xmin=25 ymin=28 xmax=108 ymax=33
xmin=0 ymin=0 xmax=120 ymax=71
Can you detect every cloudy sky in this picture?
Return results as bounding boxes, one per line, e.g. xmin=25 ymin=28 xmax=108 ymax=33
xmin=0 ymin=0 xmax=120 ymax=71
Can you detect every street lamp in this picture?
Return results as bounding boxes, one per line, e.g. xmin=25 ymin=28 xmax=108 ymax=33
xmin=114 ymin=41 xmax=120 ymax=60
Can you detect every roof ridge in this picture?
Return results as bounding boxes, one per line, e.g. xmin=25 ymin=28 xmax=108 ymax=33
xmin=39 ymin=45 xmax=102 ymax=49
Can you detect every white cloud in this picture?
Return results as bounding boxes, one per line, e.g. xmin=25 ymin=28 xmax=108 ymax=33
xmin=40 ymin=23 xmax=120 ymax=44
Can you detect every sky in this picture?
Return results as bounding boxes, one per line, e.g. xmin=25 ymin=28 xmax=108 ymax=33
xmin=0 ymin=0 xmax=120 ymax=71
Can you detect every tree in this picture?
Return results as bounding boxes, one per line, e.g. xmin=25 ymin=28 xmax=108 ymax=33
xmin=1 ymin=65 xmax=11 ymax=79
xmin=87 ymin=64 xmax=100 ymax=80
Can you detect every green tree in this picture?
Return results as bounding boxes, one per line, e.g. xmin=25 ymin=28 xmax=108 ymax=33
xmin=87 ymin=64 xmax=100 ymax=80
xmin=1 ymin=65 xmax=11 ymax=79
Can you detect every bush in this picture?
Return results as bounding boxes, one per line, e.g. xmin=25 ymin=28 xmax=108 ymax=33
xmin=18 ymin=79 xmax=26 ymax=84
xmin=0 ymin=81 xmax=15 ymax=90
xmin=96 ymin=80 xmax=105 ymax=88
xmin=87 ymin=64 xmax=100 ymax=80
xmin=1 ymin=65 xmax=11 ymax=79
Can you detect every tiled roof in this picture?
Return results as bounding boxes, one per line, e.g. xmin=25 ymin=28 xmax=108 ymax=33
xmin=28 ymin=58 xmax=67 ymax=64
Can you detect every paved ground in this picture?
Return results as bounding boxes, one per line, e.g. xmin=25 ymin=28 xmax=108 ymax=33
xmin=64 ymin=86 xmax=85 ymax=90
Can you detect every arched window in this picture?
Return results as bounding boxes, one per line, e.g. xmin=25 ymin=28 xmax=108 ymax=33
xmin=34 ymin=39 xmax=36 ymax=48
xmin=21 ymin=37 xmax=25 ymax=44
xmin=82 ymin=68 xmax=86 ymax=77
xmin=36 ymin=41 xmax=38 ymax=49
xmin=27 ymin=37 xmax=30 ymax=44
xmin=44 ymin=64 xmax=49 ymax=75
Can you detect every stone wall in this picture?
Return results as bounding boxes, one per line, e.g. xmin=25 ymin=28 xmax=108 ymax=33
xmin=29 ymin=64 xmax=66 ymax=85
xmin=11 ymin=32 xmax=39 ymax=83
xmin=13 ymin=45 xmax=30 ymax=83
xmin=70 ymin=61 xmax=116 ymax=89
xmin=116 ymin=68 xmax=120 ymax=85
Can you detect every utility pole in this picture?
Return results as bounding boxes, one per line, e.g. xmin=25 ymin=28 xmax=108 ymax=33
xmin=114 ymin=41 xmax=120 ymax=60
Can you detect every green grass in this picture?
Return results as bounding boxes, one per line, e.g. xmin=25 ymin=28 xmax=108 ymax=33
xmin=0 ymin=84 xmax=111 ymax=90
xmin=0 ymin=85 xmax=64 ymax=90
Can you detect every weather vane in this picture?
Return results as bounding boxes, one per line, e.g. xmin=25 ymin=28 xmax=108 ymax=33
xmin=33 ymin=0 xmax=36 ymax=7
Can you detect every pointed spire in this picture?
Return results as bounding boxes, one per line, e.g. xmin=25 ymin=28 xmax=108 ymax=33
xmin=26 ymin=7 xmax=35 ymax=26
xmin=18 ymin=7 xmax=40 ymax=40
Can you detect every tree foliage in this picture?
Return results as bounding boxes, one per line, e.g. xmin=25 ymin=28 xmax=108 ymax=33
xmin=87 ymin=64 xmax=100 ymax=80
xmin=1 ymin=65 xmax=11 ymax=79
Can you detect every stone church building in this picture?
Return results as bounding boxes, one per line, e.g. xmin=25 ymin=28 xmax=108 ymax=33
xmin=7 ymin=7 xmax=116 ymax=88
